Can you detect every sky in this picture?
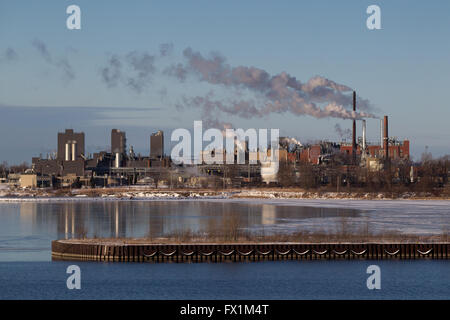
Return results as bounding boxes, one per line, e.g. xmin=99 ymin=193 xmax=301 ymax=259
xmin=0 ymin=0 xmax=449 ymax=163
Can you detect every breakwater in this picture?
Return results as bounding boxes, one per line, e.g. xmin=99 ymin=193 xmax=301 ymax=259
xmin=52 ymin=240 xmax=449 ymax=262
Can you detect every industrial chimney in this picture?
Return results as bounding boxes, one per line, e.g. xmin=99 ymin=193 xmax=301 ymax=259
xmin=362 ymin=119 xmax=367 ymax=155
xmin=383 ymin=115 xmax=389 ymax=160
xmin=71 ymin=141 xmax=76 ymax=161
xmin=380 ymin=118 xmax=383 ymax=149
xmin=352 ymin=91 xmax=357 ymax=164
xmin=115 ymin=152 xmax=121 ymax=168
xmin=65 ymin=143 xmax=70 ymax=161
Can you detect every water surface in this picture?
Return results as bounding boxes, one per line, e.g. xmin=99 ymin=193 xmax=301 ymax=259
xmin=0 ymin=260 xmax=448 ymax=299
xmin=0 ymin=199 xmax=448 ymax=300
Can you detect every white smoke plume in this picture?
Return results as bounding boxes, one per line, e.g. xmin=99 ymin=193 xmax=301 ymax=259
xmin=98 ymin=45 xmax=377 ymax=124
xmin=169 ymin=48 xmax=376 ymax=122
xmin=280 ymin=137 xmax=302 ymax=148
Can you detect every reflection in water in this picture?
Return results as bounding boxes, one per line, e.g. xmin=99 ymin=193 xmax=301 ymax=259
xmin=8 ymin=200 xmax=449 ymax=243
xmin=2 ymin=200 xmax=449 ymax=262
xmin=13 ymin=201 xmax=361 ymax=240
xmin=261 ymin=204 xmax=276 ymax=225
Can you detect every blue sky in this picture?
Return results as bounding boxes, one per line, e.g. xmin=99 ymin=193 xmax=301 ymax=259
xmin=1 ymin=0 xmax=449 ymax=163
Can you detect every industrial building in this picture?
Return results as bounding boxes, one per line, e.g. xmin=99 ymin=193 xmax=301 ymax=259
xmin=150 ymin=130 xmax=164 ymax=159
xmin=57 ymin=129 xmax=85 ymax=161
xmin=300 ymin=116 xmax=410 ymax=166
xmin=23 ymin=90 xmax=414 ymax=188
xmin=26 ymin=114 xmax=411 ymax=188
xmin=111 ymin=129 xmax=126 ymax=168
xmin=30 ymin=128 xmax=170 ymax=188
xmin=111 ymin=129 xmax=126 ymax=155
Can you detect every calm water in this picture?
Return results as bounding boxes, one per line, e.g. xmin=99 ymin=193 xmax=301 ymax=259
xmin=0 ymin=260 xmax=449 ymax=299
xmin=0 ymin=199 xmax=449 ymax=299
xmin=0 ymin=200 xmax=363 ymax=261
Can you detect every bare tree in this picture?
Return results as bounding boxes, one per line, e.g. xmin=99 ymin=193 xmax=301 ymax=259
xmin=9 ymin=162 xmax=29 ymax=173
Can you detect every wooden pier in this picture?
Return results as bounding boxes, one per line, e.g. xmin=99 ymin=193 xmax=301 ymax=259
xmin=52 ymin=240 xmax=450 ymax=262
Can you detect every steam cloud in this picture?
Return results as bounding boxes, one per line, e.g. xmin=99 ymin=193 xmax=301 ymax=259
xmin=100 ymin=55 xmax=122 ymax=88
xmin=1 ymin=47 xmax=18 ymax=61
xmin=99 ymin=43 xmax=174 ymax=93
xmin=169 ymin=48 xmax=376 ymax=125
xmin=100 ymin=50 xmax=161 ymax=93
xmin=32 ymin=39 xmax=75 ymax=81
xmin=280 ymin=137 xmax=303 ymax=152
xmin=98 ymin=45 xmax=376 ymax=125
xmin=159 ymin=43 xmax=174 ymax=57
xmin=334 ymin=123 xmax=352 ymax=140
xmin=125 ymin=51 xmax=156 ymax=93
xmin=24 ymin=40 xmax=376 ymax=125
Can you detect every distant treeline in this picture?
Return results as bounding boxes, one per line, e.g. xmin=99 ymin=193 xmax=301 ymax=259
xmin=0 ymin=161 xmax=30 ymax=176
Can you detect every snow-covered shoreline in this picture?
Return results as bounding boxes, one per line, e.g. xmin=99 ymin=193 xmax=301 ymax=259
xmin=0 ymin=188 xmax=448 ymax=203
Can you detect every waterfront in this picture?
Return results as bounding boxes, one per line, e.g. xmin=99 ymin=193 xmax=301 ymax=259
xmin=0 ymin=199 xmax=449 ymax=299
xmin=1 ymin=199 xmax=450 ymax=262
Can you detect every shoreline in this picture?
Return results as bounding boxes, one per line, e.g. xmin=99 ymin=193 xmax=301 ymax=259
xmin=1 ymin=188 xmax=449 ymax=202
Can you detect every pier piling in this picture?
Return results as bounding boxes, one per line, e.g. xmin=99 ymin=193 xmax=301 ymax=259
xmin=51 ymin=240 xmax=450 ymax=263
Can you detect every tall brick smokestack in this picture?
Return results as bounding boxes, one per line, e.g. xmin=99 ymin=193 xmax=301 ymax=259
xmin=383 ymin=115 xmax=389 ymax=160
xmin=352 ymin=91 xmax=357 ymax=164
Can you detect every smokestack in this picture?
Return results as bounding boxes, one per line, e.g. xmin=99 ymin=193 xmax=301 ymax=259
xmin=383 ymin=115 xmax=389 ymax=160
xmin=352 ymin=91 xmax=357 ymax=163
xmin=362 ymin=120 xmax=366 ymax=153
xmin=115 ymin=152 xmax=121 ymax=168
xmin=71 ymin=141 xmax=76 ymax=161
xmin=380 ymin=119 xmax=383 ymax=149
xmin=65 ymin=143 xmax=70 ymax=161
